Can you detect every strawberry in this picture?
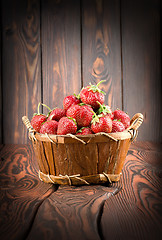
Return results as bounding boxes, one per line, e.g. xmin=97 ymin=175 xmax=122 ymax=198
xmin=63 ymin=95 xmax=80 ymax=111
xmin=40 ymin=120 xmax=58 ymax=134
xmin=76 ymin=127 xmax=93 ymax=135
xmin=66 ymin=104 xmax=81 ymax=119
xmin=112 ymin=120 xmax=125 ymax=133
xmin=57 ymin=117 xmax=77 ymax=135
xmin=31 ymin=114 xmax=47 ymax=132
xmin=30 ymin=102 xmax=48 ymax=132
xmin=91 ymin=114 xmax=112 ymax=133
xmin=113 ymin=109 xmax=130 ymax=129
xmin=66 ymin=104 xmax=94 ymax=128
xmin=47 ymin=108 xmax=66 ymax=121
xmin=75 ymin=104 xmax=94 ymax=127
xmin=79 ymin=80 xmax=106 ymax=109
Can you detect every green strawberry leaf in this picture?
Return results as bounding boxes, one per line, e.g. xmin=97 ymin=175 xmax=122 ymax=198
xmin=96 ymin=102 xmax=111 ymax=115
xmin=91 ymin=112 xmax=100 ymax=125
xmin=113 ymin=119 xmax=121 ymax=122
xmin=87 ymin=80 xmax=106 ymax=95
xmin=76 ymin=127 xmax=87 ymax=133
xmin=74 ymin=93 xmax=80 ymax=100
xmin=47 ymin=107 xmax=57 ymax=117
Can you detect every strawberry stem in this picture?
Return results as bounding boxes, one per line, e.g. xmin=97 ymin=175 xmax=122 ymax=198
xmin=41 ymin=103 xmax=51 ymax=112
xmin=91 ymin=111 xmax=100 ymax=125
xmin=88 ymin=80 xmax=106 ymax=95
xmin=67 ymin=117 xmax=77 ymax=126
xmin=96 ymin=80 xmax=106 ymax=87
xmin=96 ymin=101 xmax=111 ymax=115
xmin=37 ymin=102 xmax=51 ymax=115
xmin=37 ymin=102 xmax=41 ymax=115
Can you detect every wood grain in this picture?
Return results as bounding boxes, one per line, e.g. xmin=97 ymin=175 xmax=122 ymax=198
xmin=101 ymin=143 xmax=162 ymax=239
xmin=0 ymin=142 xmax=161 ymax=239
xmin=131 ymin=141 xmax=162 ymax=152
xmin=0 ymin=2 xmax=2 ymax=144
xmin=82 ymin=0 xmax=122 ymax=110
xmin=41 ymin=0 xmax=81 ymax=110
xmin=26 ymin=185 xmax=118 ymax=240
xmin=1 ymin=0 xmax=41 ymax=144
xmin=0 ymin=144 xmax=57 ymax=240
xmin=121 ymin=0 xmax=162 ymax=141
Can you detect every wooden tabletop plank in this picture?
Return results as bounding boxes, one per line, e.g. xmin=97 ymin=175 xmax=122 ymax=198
xmin=101 ymin=142 xmax=162 ymax=239
xmin=131 ymin=141 xmax=162 ymax=152
xmin=0 ymin=144 xmax=57 ymax=240
xmin=26 ymin=185 xmax=120 ymax=240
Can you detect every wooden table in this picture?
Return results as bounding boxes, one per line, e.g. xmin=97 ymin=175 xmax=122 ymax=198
xmin=0 ymin=142 xmax=161 ymax=240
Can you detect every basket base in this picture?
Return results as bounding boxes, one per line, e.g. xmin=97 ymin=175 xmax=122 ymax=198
xmin=38 ymin=171 xmax=121 ymax=186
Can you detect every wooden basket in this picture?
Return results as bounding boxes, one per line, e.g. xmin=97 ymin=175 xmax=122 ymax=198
xmin=22 ymin=113 xmax=143 ymax=185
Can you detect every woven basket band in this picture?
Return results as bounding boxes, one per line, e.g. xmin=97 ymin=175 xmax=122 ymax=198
xmin=38 ymin=171 xmax=121 ymax=186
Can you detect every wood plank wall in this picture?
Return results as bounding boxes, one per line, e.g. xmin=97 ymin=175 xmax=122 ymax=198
xmin=0 ymin=0 xmax=161 ymax=144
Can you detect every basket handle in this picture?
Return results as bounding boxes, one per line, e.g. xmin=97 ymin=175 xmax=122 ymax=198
xmin=22 ymin=116 xmax=33 ymax=130
xmin=22 ymin=116 xmax=37 ymax=141
xmin=128 ymin=113 xmax=144 ymax=131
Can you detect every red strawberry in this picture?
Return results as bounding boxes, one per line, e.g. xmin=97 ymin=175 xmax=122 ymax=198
xmin=31 ymin=114 xmax=47 ymax=132
xmin=91 ymin=114 xmax=112 ymax=133
xmin=48 ymin=108 xmax=66 ymax=121
xmin=79 ymin=80 xmax=105 ymax=109
xmin=30 ymin=102 xmax=49 ymax=132
xmin=63 ymin=95 xmax=80 ymax=111
xmin=57 ymin=117 xmax=77 ymax=135
xmin=66 ymin=104 xmax=81 ymax=119
xmin=40 ymin=120 xmax=58 ymax=134
xmin=76 ymin=127 xmax=93 ymax=135
xmin=112 ymin=120 xmax=125 ymax=133
xmin=113 ymin=109 xmax=130 ymax=129
xmin=75 ymin=104 xmax=94 ymax=127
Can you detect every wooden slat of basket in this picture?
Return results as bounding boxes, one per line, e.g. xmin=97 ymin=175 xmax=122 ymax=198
xmin=65 ymin=143 xmax=98 ymax=176
xmin=97 ymin=139 xmax=130 ymax=175
xmin=112 ymin=139 xmax=131 ymax=174
xmin=39 ymin=141 xmax=99 ymax=177
xmin=34 ymin=140 xmax=50 ymax=175
xmin=97 ymin=139 xmax=112 ymax=173
xmin=104 ymin=140 xmax=119 ymax=174
xmin=42 ymin=142 xmax=56 ymax=175
xmin=52 ymin=143 xmax=68 ymax=176
xmin=32 ymin=139 xmax=47 ymax=174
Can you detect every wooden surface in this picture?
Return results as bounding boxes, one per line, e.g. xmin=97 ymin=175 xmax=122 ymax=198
xmin=0 ymin=141 xmax=161 ymax=239
xmin=121 ymin=0 xmax=161 ymax=142
xmin=1 ymin=0 xmax=42 ymax=143
xmin=81 ymin=0 xmax=122 ymax=109
xmin=41 ymin=0 xmax=81 ymax=109
xmin=0 ymin=0 xmax=161 ymax=143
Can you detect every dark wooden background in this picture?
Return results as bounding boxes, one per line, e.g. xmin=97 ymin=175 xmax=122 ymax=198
xmin=0 ymin=0 xmax=161 ymax=144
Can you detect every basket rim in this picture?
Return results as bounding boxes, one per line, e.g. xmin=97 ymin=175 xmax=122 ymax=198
xmin=31 ymin=130 xmax=132 ymax=144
